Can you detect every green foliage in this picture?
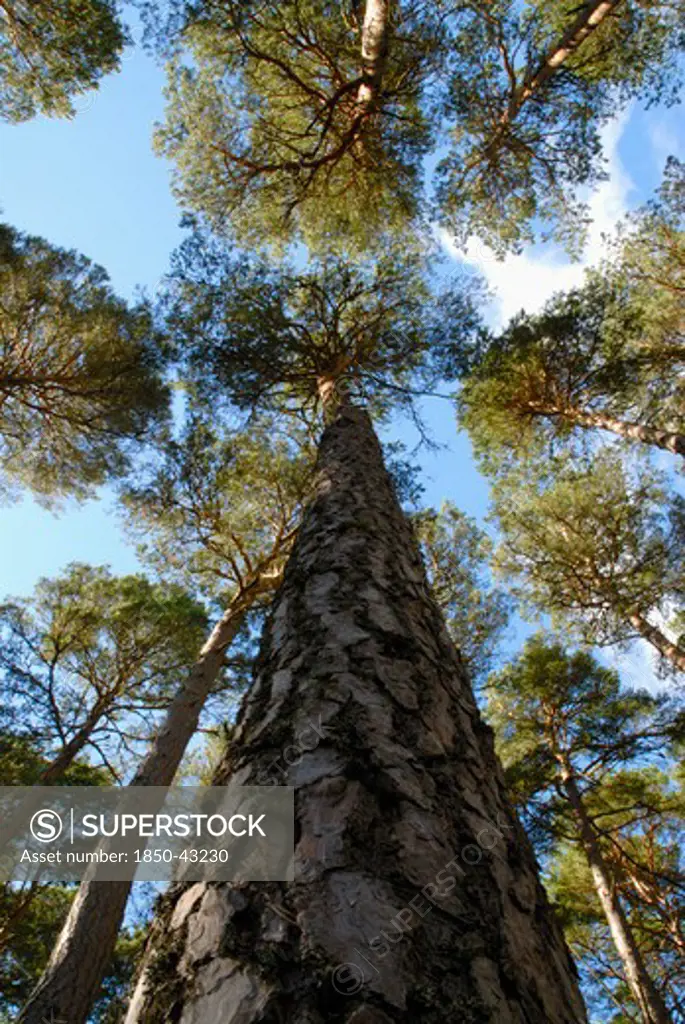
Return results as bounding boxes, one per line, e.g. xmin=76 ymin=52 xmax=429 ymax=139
xmin=490 ymin=451 xmax=684 ymax=657
xmin=145 ymin=0 xmax=684 ymax=252
xmin=0 ymin=563 xmax=209 ymax=778
xmin=414 ymin=500 xmax=511 ymax=683
xmin=0 ymin=883 xmax=73 ymax=1012
xmin=458 ymin=162 xmax=685 ymax=471
xmin=0 ymin=731 xmax=108 ymax=787
xmin=0 ymin=0 xmax=126 ymax=122
xmin=163 ymin=229 xmax=478 ymax=422
xmin=121 ymin=414 xmax=313 ymax=605
xmin=150 ymin=0 xmax=439 ymax=251
xmin=610 ymin=155 xmax=685 ymax=373
xmin=548 ymin=834 xmax=684 ymax=1022
xmin=0 ymin=882 xmax=144 ymax=1021
xmin=459 ymin=277 xmax=684 ymax=470
xmin=439 ymin=0 xmax=684 ymax=253
xmin=0 ymin=224 xmax=169 ymax=502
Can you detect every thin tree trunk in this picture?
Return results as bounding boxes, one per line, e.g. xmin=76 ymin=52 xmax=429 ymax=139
xmin=19 ymin=576 xmax=279 ymax=1024
xmin=559 ymin=765 xmax=671 ymax=1024
xmin=628 ymin=611 xmax=685 ymax=675
xmin=123 ymin=404 xmax=587 ymax=1024
xmin=532 ymin=402 xmax=685 ymax=458
xmin=501 ymin=0 xmax=622 ymax=129
xmin=37 ymin=696 xmax=112 ymax=784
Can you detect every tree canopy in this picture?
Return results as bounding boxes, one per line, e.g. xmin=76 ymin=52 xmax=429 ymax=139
xmin=490 ymin=452 xmax=685 ymax=673
xmin=486 ymin=636 xmax=684 ymax=1019
xmin=0 ymin=0 xmax=126 ymax=122
xmin=162 ymin=229 xmax=479 ymax=422
xmin=0 ymin=563 xmax=209 ymax=780
xmin=0 ymin=224 xmax=169 ymax=501
xmin=459 ymin=160 xmax=685 ymax=468
xmin=145 ymin=0 xmax=685 ymax=251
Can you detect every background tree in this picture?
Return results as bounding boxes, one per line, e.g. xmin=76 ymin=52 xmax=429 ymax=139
xmin=0 ymin=563 xmax=210 ymax=782
xmin=490 ymin=452 xmax=685 ymax=674
xmin=437 ymin=0 xmax=684 ymax=252
xmin=458 ymin=162 xmax=685 ymax=466
xmin=0 ymin=224 xmax=169 ymax=501
xmin=460 ymin=278 xmax=684 ymax=466
xmin=149 ymin=0 xmax=439 ymax=250
xmin=414 ymin=499 xmax=512 ymax=684
xmin=0 ymin=0 xmax=126 ymax=122
xmin=610 ymin=155 xmax=684 ymax=368
xmin=485 ymin=636 xmax=683 ymax=1023
xmin=549 ymin=788 xmax=685 ymax=1022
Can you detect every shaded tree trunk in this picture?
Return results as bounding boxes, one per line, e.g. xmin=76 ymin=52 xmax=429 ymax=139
xmin=37 ymin=695 xmax=113 ymax=784
xmin=628 ymin=611 xmax=685 ymax=675
xmin=19 ymin=577 xmax=279 ymax=1024
xmin=123 ymin=404 xmax=586 ymax=1024
xmin=559 ymin=765 xmax=671 ymax=1024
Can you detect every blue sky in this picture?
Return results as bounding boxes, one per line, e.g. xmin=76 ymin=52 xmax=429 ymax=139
xmin=0 ymin=23 xmax=682 ymax=689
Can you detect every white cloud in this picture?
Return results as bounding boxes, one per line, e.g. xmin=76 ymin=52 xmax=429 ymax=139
xmin=601 ymin=639 xmax=668 ymax=695
xmin=647 ymin=112 xmax=684 ymax=169
xmin=437 ymin=109 xmax=636 ymax=327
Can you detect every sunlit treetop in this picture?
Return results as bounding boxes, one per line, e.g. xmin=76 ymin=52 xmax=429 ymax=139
xmin=150 ymin=0 xmax=439 ymax=252
xmin=143 ymin=0 xmax=683 ymax=253
xmin=458 ymin=160 xmax=685 ymax=473
xmin=162 ymin=228 xmax=481 ymax=423
xmin=441 ymin=0 xmax=684 ymax=253
xmin=0 ymin=224 xmax=170 ymax=502
xmin=610 ymin=155 xmax=685 ymax=363
xmin=0 ymin=0 xmax=127 ymax=122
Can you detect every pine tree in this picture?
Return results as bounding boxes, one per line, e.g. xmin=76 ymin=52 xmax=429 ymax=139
xmin=490 ymin=452 xmax=685 ymax=674
xmin=0 ymin=0 xmax=126 ymax=122
xmin=121 ymin=400 xmax=587 ymax=1024
xmin=0 ymin=224 xmax=169 ymax=502
xmin=144 ymin=0 xmax=683 ymax=251
xmin=0 ymin=564 xmax=209 ymax=783
xmin=485 ymin=636 xmax=682 ymax=1022
xmin=458 ymin=164 xmax=685 ymax=465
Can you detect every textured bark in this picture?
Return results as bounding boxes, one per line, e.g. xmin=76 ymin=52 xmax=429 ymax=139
xmin=559 ymin=767 xmax=671 ymax=1024
xmin=124 ymin=404 xmax=586 ymax=1024
xmin=19 ymin=578 xmax=279 ymax=1024
xmin=628 ymin=612 xmax=685 ymax=675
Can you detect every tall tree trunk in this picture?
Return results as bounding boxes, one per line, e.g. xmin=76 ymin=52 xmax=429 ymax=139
xmin=19 ymin=577 xmax=278 ymax=1024
xmin=123 ymin=404 xmax=586 ymax=1024
xmin=558 ymin=765 xmax=671 ymax=1024
xmin=628 ymin=611 xmax=685 ymax=675
xmin=531 ymin=402 xmax=685 ymax=458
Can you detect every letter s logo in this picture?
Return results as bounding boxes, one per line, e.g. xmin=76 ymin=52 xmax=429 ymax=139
xmin=30 ymin=809 xmax=63 ymax=843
